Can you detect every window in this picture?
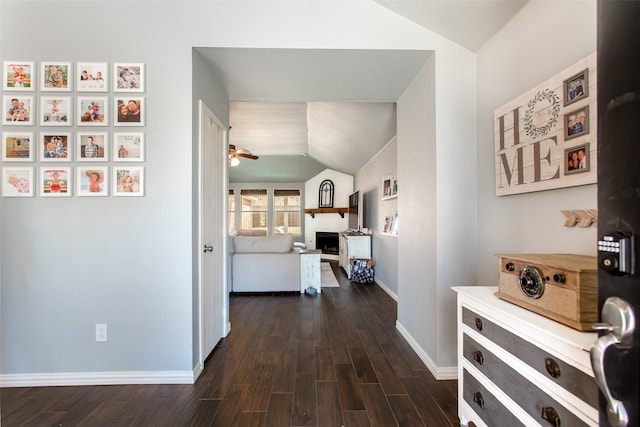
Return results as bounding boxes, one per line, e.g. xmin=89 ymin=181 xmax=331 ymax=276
xmin=240 ymin=189 xmax=267 ymax=234
xmin=274 ymin=189 xmax=301 ymax=235
xmin=228 ymin=189 xmax=235 ymax=231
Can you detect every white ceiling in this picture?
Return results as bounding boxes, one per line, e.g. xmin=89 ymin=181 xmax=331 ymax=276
xmin=197 ymin=0 xmax=528 ymax=182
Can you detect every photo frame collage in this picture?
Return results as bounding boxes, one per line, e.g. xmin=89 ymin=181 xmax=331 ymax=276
xmin=562 ymin=68 xmax=590 ymax=176
xmin=1 ymin=61 xmax=146 ymax=197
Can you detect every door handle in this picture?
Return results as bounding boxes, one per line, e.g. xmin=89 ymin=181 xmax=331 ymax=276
xmin=203 ymin=245 xmax=213 ymax=253
xmin=590 ymin=297 xmax=635 ymax=427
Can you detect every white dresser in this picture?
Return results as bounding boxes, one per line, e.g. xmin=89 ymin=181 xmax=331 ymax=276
xmin=453 ymin=286 xmax=599 ymax=427
xmin=338 ymin=233 xmax=371 ymax=279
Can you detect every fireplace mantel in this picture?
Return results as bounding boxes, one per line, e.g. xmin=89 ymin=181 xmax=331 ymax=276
xmin=304 ymin=207 xmax=348 ymax=218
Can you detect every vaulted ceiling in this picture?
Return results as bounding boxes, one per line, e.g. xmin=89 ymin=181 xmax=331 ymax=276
xmin=197 ymin=0 xmax=528 ymax=182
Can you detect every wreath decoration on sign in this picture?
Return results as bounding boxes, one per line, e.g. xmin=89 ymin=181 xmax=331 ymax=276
xmin=523 ymin=88 xmax=561 ymax=139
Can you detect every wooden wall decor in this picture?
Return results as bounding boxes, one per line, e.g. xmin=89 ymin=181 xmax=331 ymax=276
xmin=494 ymin=54 xmax=597 ymax=196
xmin=561 ymin=209 xmax=597 ymax=227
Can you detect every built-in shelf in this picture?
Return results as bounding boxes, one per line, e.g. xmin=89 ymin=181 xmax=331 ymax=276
xmin=380 ymin=232 xmax=398 ymax=237
xmin=381 ymin=194 xmax=397 ymax=201
xmin=304 ymin=207 xmax=348 ymax=218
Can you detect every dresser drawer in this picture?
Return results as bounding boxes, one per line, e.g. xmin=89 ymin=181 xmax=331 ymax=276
xmin=463 ymin=333 xmax=589 ymax=427
xmin=462 ymin=306 xmax=597 ymax=408
xmin=463 ymin=369 xmax=525 ymax=427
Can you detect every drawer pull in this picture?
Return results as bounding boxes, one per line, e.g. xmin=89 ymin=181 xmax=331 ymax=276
xmin=545 ymin=358 xmax=561 ymax=378
xmin=473 ymin=391 xmax=485 ymax=409
xmin=474 ymin=317 xmax=484 ymax=331
xmin=472 ymin=350 xmax=484 ymax=366
xmin=541 ymin=406 xmax=561 ymax=426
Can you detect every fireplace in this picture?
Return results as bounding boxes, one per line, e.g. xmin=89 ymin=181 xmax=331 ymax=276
xmin=316 ymin=232 xmax=339 ymax=255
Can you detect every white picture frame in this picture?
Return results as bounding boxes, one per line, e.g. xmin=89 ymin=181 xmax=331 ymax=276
xmin=113 ymin=96 xmax=144 ymax=126
xmin=2 ymin=95 xmax=34 ymax=125
xmin=77 ymin=132 xmax=108 ymax=162
xmin=40 ymin=62 xmax=72 ymax=91
xmin=2 ymin=166 xmax=34 ymax=197
xmin=77 ymin=96 xmax=108 ymax=126
xmin=3 ymin=61 xmax=35 ymax=91
xmin=77 ymin=166 xmax=108 ymax=197
xmin=39 ymin=132 xmax=71 ymax=162
xmin=76 ymin=62 xmax=108 ymax=92
xmin=113 ymin=63 xmax=144 ymax=92
xmin=39 ymin=166 xmax=71 ymax=197
xmin=113 ymin=166 xmax=144 ymax=196
xmin=39 ymin=96 xmax=72 ymax=126
xmin=113 ymin=132 xmax=144 ymax=162
xmin=2 ymin=132 xmax=34 ymax=162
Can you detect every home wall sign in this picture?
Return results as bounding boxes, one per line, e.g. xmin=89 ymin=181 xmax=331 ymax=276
xmin=494 ymin=54 xmax=596 ymax=196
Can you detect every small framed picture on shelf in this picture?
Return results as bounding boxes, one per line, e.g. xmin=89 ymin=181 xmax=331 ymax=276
xmin=39 ymin=166 xmax=71 ymax=197
xmin=77 ymin=166 xmax=108 ymax=196
xmin=2 ymin=166 xmax=34 ymax=197
xmin=40 ymin=133 xmax=71 ymax=162
xmin=383 ymin=216 xmax=391 ymax=233
xmin=2 ymin=95 xmax=34 ymax=125
xmin=113 ymin=166 xmax=144 ymax=196
xmin=382 ymin=175 xmax=393 ymax=198
xmin=389 ymin=213 xmax=398 ymax=235
xmin=391 ymin=179 xmax=398 ymax=196
xmin=114 ymin=96 xmax=144 ymax=126
xmin=3 ymin=61 xmax=34 ymax=91
xmin=76 ymin=62 xmax=108 ymax=92
xmin=113 ymin=63 xmax=144 ymax=92
xmin=77 ymin=132 xmax=108 ymax=161
xmin=113 ymin=132 xmax=144 ymax=161
xmin=40 ymin=62 xmax=72 ymax=91
xmin=2 ymin=132 xmax=34 ymax=162
xmin=77 ymin=97 xmax=108 ymax=125
xmin=39 ymin=96 xmax=72 ymax=126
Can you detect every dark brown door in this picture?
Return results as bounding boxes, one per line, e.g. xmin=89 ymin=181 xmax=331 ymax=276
xmin=594 ymin=1 xmax=640 ymax=426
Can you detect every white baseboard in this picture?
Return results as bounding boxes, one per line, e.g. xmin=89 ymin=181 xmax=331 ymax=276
xmin=0 ymin=370 xmax=196 ymax=387
xmin=395 ymin=320 xmax=457 ymax=380
xmin=374 ymin=279 xmax=397 ymax=301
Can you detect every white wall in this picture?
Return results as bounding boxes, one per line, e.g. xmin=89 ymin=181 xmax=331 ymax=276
xmin=475 ymin=0 xmax=598 ymax=286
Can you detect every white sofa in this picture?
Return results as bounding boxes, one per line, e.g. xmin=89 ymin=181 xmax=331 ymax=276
xmin=229 ymin=233 xmax=302 ymax=292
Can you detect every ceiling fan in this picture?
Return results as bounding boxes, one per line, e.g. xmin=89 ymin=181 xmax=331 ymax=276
xmin=228 ymin=144 xmax=259 ymax=166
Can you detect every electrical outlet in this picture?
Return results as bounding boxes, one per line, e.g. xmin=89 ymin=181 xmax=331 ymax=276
xmin=96 ymin=324 xmax=107 ymax=342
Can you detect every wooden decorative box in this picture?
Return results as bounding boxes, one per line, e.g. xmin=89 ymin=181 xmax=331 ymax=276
xmin=494 ymin=254 xmax=598 ymax=331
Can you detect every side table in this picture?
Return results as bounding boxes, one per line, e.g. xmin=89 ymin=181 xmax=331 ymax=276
xmin=299 ymin=249 xmax=322 ymax=294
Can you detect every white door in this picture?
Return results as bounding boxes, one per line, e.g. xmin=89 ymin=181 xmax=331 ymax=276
xmin=199 ymin=101 xmax=228 ymax=365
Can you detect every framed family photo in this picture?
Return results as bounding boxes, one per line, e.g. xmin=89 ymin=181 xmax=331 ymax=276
xmin=565 ymin=143 xmax=591 ymax=175
xmin=113 ymin=166 xmax=144 ymax=196
xmin=113 ymin=132 xmax=144 ymax=161
xmin=114 ymin=97 xmax=144 ymax=126
xmin=563 ymin=68 xmax=588 ymax=106
xmin=2 ymin=166 xmax=34 ymax=197
xmin=40 ymin=133 xmax=71 ymax=162
xmin=77 ymin=166 xmax=108 ymax=197
xmin=77 ymin=97 xmax=107 ymax=125
xmin=39 ymin=167 xmax=71 ymax=197
xmin=40 ymin=96 xmax=72 ymax=126
xmin=77 ymin=132 xmax=108 ymax=161
xmin=76 ymin=62 xmax=108 ymax=92
xmin=40 ymin=62 xmax=72 ymax=91
xmin=2 ymin=95 xmax=34 ymax=125
xmin=3 ymin=61 xmax=34 ymax=91
xmin=114 ymin=63 xmax=144 ymax=92
xmin=564 ymin=106 xmax=590 ymax=141
xmin=2 ymin=132 xmax=34 ymax=162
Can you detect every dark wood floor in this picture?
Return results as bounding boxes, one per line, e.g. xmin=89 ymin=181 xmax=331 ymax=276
xmin=1 ymin=261 xmax=459 ymax=426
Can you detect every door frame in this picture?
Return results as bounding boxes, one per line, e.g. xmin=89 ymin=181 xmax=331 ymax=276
xmin=197 ymin=100 xmax=230 ymax=371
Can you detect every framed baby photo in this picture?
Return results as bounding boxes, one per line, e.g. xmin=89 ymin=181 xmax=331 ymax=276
xmin=113 ymin=166 xmax=144 ymax=196
xmin=565 ymin=143 xmax=591 ymax=175
xmin=113 ymin=132 xmax=144 ymax=162
xmin=76 ymin=62 xmax=108 ymax=92
xmin=77 ymin=166 xmax=108 ymax=197
xmin=563 ymin=68 xmax=588 ymax=107
xmin=40 ymin=133 xmax=71 ymax=162
xmin=2 ymin=95 xmax=34 ymax=125
xmin=564 ymin=106 xmax=590 ymax=141
xmin=113 ymin=63 xmax=144 ymax=92
xmin=77 ymin=132 xmax=108 ymax=162
xmin=2 ymin=132 xmax=34 ymax=162
xmin=114 ymin=97 xmax=145 ymax=126
xmin=39 ymin=96 xmax=72 ymax=126
xmin=77 ymin=97 xmax=108 ymax=126
xmin=2 ymin=166 xmax=34 ymax=197
xmin=40 ymin=62 xmax=72 ymax=91
xmin=3 ymin=61 xmax=34 ymax=91
xmin=39 ymin=167 xmax=71 ymax=197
